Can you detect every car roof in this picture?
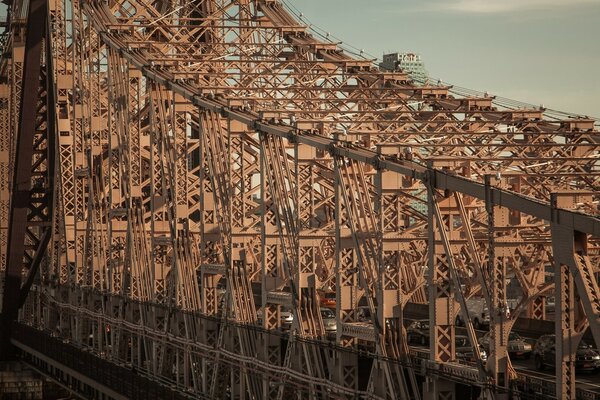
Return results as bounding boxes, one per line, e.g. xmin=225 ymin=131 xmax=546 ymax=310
xmin=538 ymin=334 xmax=555 ymax=340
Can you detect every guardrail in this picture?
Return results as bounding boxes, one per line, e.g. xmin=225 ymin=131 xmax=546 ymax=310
xmin=11 ymin=320 xmax=600 ymax=400
xmin=514 ymin=372 xmax=600 ymax=400
xmin=12 ymin=323 xmax=195 ymax=400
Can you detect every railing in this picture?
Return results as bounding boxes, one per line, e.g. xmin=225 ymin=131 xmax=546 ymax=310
xmin=513 ymin=373 xmax=600 ymax=400
xmin=12 ymin=316 xmax=600 ymax=400
xmin=12 ymin=323 xmax=195 ymax=400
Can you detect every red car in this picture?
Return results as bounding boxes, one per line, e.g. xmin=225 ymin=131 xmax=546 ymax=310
xmin=319 ymin=291 xmax=336 ymax=309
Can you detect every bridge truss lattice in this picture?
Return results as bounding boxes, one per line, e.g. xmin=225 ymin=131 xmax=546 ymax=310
xmin=1 ymin=1 xmax=600 ymax=399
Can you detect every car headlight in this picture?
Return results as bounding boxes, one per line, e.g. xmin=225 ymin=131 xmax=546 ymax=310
xmin=523 ymin=343 xmax=532 ymax=350
xmin=593 ymin=355 xmax=600 ymax=360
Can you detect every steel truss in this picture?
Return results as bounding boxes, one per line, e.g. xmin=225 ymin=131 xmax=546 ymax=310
xmin=1 ymin=0 xmax=599 ymax=399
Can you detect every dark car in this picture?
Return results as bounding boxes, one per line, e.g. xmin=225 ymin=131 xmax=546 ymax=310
xmin=479 ymin=331 xmax=532 ymax=359
xmin=455 ymin=335 xmax=487 ymax=364
xmin=533 ymin=335 xmax=600 ymax=373
xmin=407 ymin=320 xmax=430 ymax=346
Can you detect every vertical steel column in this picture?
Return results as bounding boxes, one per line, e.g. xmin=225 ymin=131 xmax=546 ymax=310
xmin=551 ymin=224 xmax=579 ymax=400
xmin=1 ymin=0 xmax=52 ymax=358
xmin=0 ymin=84 xmax=9 ymax=301
xmin=549 ymin=191 xmax=600 ymax=400
xmin=259 ymin=131 xmax=275 ymax=399
xmin=50 ymin=0 xmax=72 ymax=292
xmin=551 ymin=194 xmax=600 ymax=349
xmin=373 ymin=150 xmax=420 ymax=399
xmin=425 ymin=170 xmax=455 ymax=400
xmin=485 ymin=175 xmax=509 ymax=400
xmin=333 ymin=148 xmax=358 ymax=392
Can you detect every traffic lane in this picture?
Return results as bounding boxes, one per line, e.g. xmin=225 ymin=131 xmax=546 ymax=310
xmin=408 ymin=343 xmax=600 ymax=393
xmin=513 ymin=358 xmax=600 ymax=393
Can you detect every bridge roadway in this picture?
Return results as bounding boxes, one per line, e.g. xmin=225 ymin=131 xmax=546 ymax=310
xmin=512 ymin=361 xmax=600 ymax=397
xmin=10 ymin=321 xmax=600 ymax=400
xmin=408 ymin=342 xmax=600 ymax=398
xmin=403 ymin=305 xmax=600 ymax=398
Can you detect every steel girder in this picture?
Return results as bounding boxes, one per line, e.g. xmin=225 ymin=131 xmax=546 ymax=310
xmin=0 ymin=0 xmax=54 ymax=359
xmin=0 ymin=0 xmax=599 ymax=399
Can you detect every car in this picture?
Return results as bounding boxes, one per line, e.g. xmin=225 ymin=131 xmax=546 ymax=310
xmin=255 ymin=307 xmax=294 ymax=329
xmin=281 ymin=308 xmax=294 ymax=329
xmin=456 ymin=297 xmax=490 ymax=330
xmin=320 ymin=307 xmax=336 ymax=335
xmin=357 ymin=306 xmax=372 ymax=322
xmin=479 ymin=331 xmax=532 ymax=359
xmin=407 ymin=320 xmax=430 ymax=346
xmin=455 ymin=335 xmax=487 ymax=364
xmin=533 ymin=334 xmax=600 ymax=373
xmin=319 ymin=291 xmax=336 ymax=309
xmin=545 ymin=296 xmax=555 ymax=314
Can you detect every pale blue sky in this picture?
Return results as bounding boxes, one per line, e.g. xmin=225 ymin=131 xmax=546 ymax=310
xmin=289 ymin=0 xmax=600 ymax=117
xmin=1 ymin=1 xmax=597 ymax=116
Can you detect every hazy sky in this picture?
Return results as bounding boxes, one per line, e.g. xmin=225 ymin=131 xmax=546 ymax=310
xmin=290 ymin=0 xmax=600 ymax=118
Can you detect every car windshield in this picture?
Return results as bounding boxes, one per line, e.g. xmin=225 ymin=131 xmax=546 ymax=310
xmin=578 ymin=341 xmax=590 ymax=349
xmin=508 ymin=332 xmax=521 ymax=341
xmin=321 ymin=309 xmax=335 ymax=319
xmin=410 ymin=321 xmax=425 ymax=329
xmin=324 ymin=293 xmax=336 ymax=299
xmin=537 ymin=336 xmax=552 ymax=345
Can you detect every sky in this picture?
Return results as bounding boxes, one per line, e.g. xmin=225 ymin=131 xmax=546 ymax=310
xmin=1 ymin=1 xmax=597 ymax=117
xmin=289 ymin=0 xmax=600 ymax=118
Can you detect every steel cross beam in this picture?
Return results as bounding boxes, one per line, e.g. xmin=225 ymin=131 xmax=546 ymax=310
xmin=86 ymin=15 xmax=600 ymax=236
xmin=79 ymin=0 xmax=600 ymax=206
xmin=0 ymin=0 xmax=54 ymax=359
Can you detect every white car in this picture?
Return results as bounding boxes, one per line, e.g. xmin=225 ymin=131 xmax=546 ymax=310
xmin=456 ymin=297 xmax=490 ymax=330
xmin=255 ymin=307 xmax=294 ymax=329
xmin=320 ymin=308 xmax=336 ymax=335
xmin=281 ymin=309 xmax=294 ymax=329
xmin=455 ymin=335 xmax=488 ymax=364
